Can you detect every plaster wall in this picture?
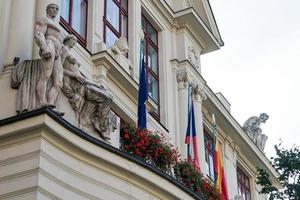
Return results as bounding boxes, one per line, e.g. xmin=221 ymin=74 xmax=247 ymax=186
xmin=4 ymin=0 xmax=36 ymax=64
xmin=0 ymin=0 xmax=11 ymax=74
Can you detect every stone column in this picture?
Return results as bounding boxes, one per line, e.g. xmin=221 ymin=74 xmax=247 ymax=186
xmin=32 ymin=0 xmax=60 ymax=59
xmin=0 ymin=0 xmax=12 ymax=74
xmin=130 ymin=0 xmax=142 ymax=80
xmin=191 ymin=84 xmax=207 ymax=171
xmin=4 ymin=0 xmax=36 ymax=65
xmin=224 ymin=141 xmax=239 ymax=199
xmin=176 ymin=71 xmax=190 ymax=158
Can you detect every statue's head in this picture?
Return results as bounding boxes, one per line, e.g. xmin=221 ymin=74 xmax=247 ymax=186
xmin=259 ymin=113 xmax=269 ymax=123
xmin=46 ymin=4 xmax=59 ymax=19
xmin=63 ymin=35 xmax=78 ymax=48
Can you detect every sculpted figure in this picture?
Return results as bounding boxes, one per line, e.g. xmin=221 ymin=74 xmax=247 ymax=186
xmin=34 ymin=3 xmax=63 ymax=107
xmin=188 ymin=46 xmax=200 ymax=68
xmin=11 ymin=4 xmax=63 ymax=113
xmin=242 ymin=113 xmax=269 ymax=151
xmin=61 ymin=35 xmax=113 ymax=140
xmin=111 ymin=37 xmax=129 ymax=56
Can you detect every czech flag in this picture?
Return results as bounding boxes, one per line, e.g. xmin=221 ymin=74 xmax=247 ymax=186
xmin=185 ymin=101 xmax=200 ymax=169
xmin=214 ymin=141 xmax=229 ymax=200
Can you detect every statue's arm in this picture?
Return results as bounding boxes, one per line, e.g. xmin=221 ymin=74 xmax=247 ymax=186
xmin=63 ymin=68 xmax=85 ymax=84
xmin=34 ymin=18 xmax=50 ymax=56
xmin=61 ymin=47 xmax=68 ymax=65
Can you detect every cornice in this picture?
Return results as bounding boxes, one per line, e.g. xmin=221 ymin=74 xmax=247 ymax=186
xmin=0 ymin=107 xmax=203 ymax=200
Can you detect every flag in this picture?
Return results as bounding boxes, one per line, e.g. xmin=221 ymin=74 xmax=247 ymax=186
xmin=137 ymin=40 xmax=148 ymax=129
xmin=185 ymin=100 xmax=200 ymax=169
xmin=214 ymin=140 xmax=229 ymax=200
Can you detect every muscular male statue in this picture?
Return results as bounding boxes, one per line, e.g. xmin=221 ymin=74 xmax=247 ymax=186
xmin=34 ymin=3 xmax=63 ymax=107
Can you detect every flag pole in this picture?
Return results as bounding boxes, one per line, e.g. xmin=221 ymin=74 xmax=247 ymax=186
xmin=212 ymin=113 xmax=217 ymax=183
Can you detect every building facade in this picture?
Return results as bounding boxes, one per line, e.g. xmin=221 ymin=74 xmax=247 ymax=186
xmin=0 ymin=0 xmax=280 ymax=199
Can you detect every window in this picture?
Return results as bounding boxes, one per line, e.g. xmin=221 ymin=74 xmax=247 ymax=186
xmin=60 ymin=0 xmax=88 ymax=45
xmin=204 ymin=132 xmax=215 ymax=180
xmin=104 ymin=0 xmax=128 ymax=48
xmin=237 ymin=167 xmax=251 ymax=200
xmin=141 ymin=15 xmax=159 ymax=118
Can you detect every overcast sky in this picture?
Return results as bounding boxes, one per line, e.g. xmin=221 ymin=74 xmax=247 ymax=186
xmin=202 ymin=0 xmax=300 ymax=158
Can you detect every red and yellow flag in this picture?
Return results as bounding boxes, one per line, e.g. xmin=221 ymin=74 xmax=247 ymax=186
xmin=214 ymin=141 xmax=229 ymax=200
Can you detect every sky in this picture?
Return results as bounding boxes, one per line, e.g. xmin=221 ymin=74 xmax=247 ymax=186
xmin=202 ymin=0 xmax=300 ymax=158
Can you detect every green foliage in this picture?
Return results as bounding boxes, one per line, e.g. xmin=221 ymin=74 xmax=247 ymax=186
xmin=256 ymin=143 xmax=300 ymax=200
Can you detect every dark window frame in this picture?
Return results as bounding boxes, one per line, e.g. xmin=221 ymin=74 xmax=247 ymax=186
xmin=60 ymin=0 xmax=88 ymax=47
xmin=204 ymin=131 xmax=215 ymax=181
xmin=103 ymin=0 xmax=128 ymax=46
xmin=142 ymin=14 xmax=160 ymax=120
xmin=237 ymin=167 xmax=252 ymax=200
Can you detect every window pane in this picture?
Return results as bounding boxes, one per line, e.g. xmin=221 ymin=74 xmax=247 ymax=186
xmin=148 ymin=74 xmax=158 ymax=103
xmin=245 ymin=178 xmax=250 ymax=189
xmin=147 ymin=24 xmax=157 ymax=45
xmin=209 ymin=154 xmax=214 ymax=180
xmin=141 ymin=16 xmax=146 ymax=32
xmin=121 ymin=14 xmax=127 ymax=38
xmin=121 ymin=0 xmax=127 ymax=11
xmin=72 ymin=0 xmax=87 ymax=38
xmin=61 ymin=0 xmax=70 ymax=22
xmin=147 ymin=44 xmax=158 ymax=74
xmin=107 ymin=0 xmax=120 ymax=31
xmin=106 ymin=27 xmax=118 ymax=48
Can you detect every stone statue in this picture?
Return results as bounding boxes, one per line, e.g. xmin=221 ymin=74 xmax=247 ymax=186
xmin=188 ymin=46 xmax=200 ymax=68
xmin=11 ymin=3 xmax=63 ymax=114
xmin=61 ymin=35 xmax=114 ymax=140
xmin=111 ymin=37 xmax=129 ymax=56
xmin=34 ymin=3 xmax=63 ymax=108
xmin=242 ymin=113 xmax=269 ymax=151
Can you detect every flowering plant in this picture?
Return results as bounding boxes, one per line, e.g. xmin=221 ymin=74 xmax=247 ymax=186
xmin=120 ymin=126 xmax=220 ymax=199
xmin=174 ymin=161 xmax=220 ymax=200
xmin=121 ymin=126 xmax=180 ymax=173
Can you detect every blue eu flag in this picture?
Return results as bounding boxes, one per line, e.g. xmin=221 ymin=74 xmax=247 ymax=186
xmin=137 ymin=40 xmax=148 ymax=129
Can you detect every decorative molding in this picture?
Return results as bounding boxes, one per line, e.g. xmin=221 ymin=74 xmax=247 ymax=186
xmin=0 ymin=108 xmax=203 ymax=200
xmin=191 ymin=84 xmax=207 ymax=102
xmin=184 ymin=0 xmax=193 ymax=8
xmin=188 ymin=45 xmax=201 ymax=69
xmin=172 ymin=19 xmax=187 ymax=29
xmin=176 ymin=71 xmax=190 ymax=89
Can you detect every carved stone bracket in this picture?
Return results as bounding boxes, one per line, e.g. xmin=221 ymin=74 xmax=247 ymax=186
xmin=172 ymin=19 xmax=187 ymax=29
xmin=191 ymin=84 xmax=207 ymax=102
xmin=177 ymin=71 xmax=191 ymax=89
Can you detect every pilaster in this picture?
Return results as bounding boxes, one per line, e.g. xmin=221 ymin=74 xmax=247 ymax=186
xmin=191 ymin=83 xmax=207 ymax=171
xmin=93 ymin=60 xmax=111 ymax=88
xmin=176 ymin=71 xmax=191 ymax=157
xmin=4 ymin=0 xmax=36 ymax=65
